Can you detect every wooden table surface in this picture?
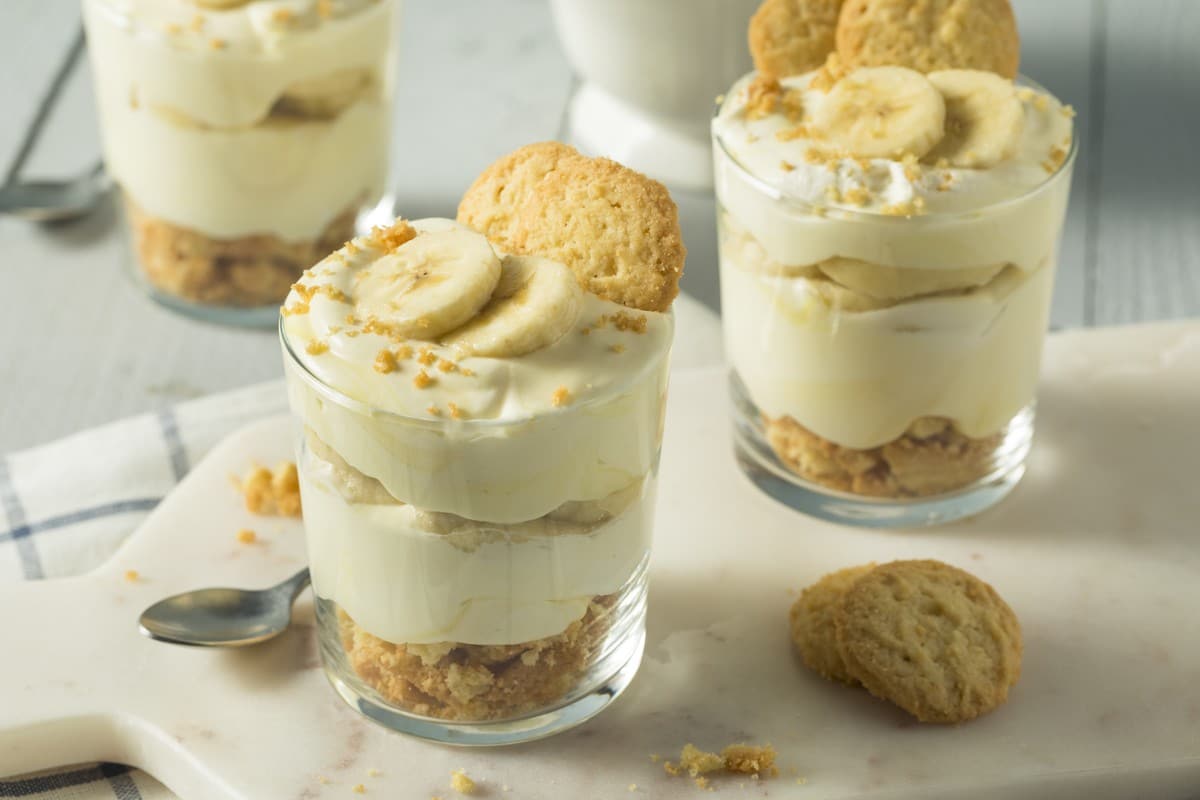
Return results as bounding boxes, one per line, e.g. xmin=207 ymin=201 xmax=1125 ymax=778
xmin=1 ymin=0 xmax=1197 ymax=452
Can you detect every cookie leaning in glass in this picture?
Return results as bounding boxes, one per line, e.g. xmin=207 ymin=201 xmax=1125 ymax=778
xmin=281 ymin=144 xmax=684 ymax=744
xmin=713 ymin=6 xmax=1075 ymax=526
xmin=82 ymin=0 xmax=398 ymax=327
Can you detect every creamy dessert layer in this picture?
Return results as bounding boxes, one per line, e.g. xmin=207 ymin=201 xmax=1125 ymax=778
xmin=713 ymin=65 xmax=1073 ymax=496
xmin=283 ymin=218 xmax=670 ymax=648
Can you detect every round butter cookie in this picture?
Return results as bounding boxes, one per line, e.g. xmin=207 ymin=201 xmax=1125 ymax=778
xmin=835 ymin=559 xmax=1022 ymax=723
xmin=749 ymin=0 xmax=845 ymax=78
xmin=456 ymin=141 xmax=583 ymax=252
xmin=512 ymin=157 xmax=685 ymax=312
xmin=835 ymin=0 xmax=1020 ymax=79
xmin=789 ymin=564 xmax=875 ymax=683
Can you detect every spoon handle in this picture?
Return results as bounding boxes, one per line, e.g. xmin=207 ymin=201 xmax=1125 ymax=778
xmin=276 ymin=567 xmax=311 ymax=605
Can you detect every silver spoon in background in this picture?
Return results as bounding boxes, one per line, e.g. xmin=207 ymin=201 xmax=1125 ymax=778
xmin=0 ymin=161 xmax=109 ymax=223
xmin=139 ymin=568 xmax=312 ymax=647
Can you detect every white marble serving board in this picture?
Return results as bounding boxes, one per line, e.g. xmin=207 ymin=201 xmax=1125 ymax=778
xmin=3 ymin=321 xmax=1200 ymax=799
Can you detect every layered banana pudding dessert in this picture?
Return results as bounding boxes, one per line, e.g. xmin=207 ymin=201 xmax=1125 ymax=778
xmin=83 ymin=0 xmax=396 ymax=317
xmin=281 ymin=144 xmax=684 ymax=739
xmin=713 ymin=0 xmax=1074 ymax=523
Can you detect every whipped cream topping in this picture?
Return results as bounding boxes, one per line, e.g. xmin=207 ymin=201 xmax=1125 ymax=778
xmin=712 ymin=71 xmax=1075 ymax=271
xmin=282 ymin=218 xmax=673 ymax=523
xmin=83 ymin=0 xmax=390 ymax=127
xmin=714 ymin=71 xmax=1074 ymax=216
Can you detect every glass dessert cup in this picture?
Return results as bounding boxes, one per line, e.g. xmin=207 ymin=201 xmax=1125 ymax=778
xmin=83 ymin=0 xmax=399 ymax=328
xmin=713 ymin=76 xmax=1077 ymax=527
xmin=280 ymin=316 xmax=670 ymax=745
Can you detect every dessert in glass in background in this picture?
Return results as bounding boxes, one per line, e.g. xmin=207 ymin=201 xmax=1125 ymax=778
xmin=82 ymin=0 xmax=398 ymax=326
xmin=281 ymin=143 xmax=685 ymax=744
xmin=713 ymin=0 xmax=1075 ymax=526
xmin=549 ymin=0 xmax=760 ymax=189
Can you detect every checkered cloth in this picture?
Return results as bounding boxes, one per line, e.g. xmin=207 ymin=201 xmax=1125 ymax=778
xmin=0 ymin=380 xmax=285 ymax=798
xmin=0 ymin=297 xmax=722 ymax=797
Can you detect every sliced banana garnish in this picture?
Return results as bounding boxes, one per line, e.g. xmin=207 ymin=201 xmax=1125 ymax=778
xmin=353 ymin=228 xmax=502 ymax=341
xmin=812 ymin=66 xmax=946 ymax=159
xmin=925 ymin=70 xmax=1025 ymax=168
xmin=276 ymin=69 xmax=373 ymax=119
xmin=443 ymin=255 xmax=584 ymax=358
xmin=818 ymin=258 xmax=1006 ymax=301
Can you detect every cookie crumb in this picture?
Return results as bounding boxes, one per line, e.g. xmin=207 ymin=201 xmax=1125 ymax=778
xmin=663 ymin=743 xmax=778 ymax=784
xmin=236 ymin=528 xmax=257 ymax=545
xmin=413 ymin=370 xmax=435 ymax=389
xmin=610 ymin=343 xmax=626 ymax=354
xmin=551 ymin=386 xmax=572 ymax=407
xmin=352 ymin=784 xmax=366 ymax=794
xmin=305 ymin=340 xmax=329 ymax=355
xmin=694 ymin=776 xmax=712 ymax=790
xmin=722 ymin=744 xmax=778 ymax=776
xmin=374 ymin=350 xmax=398 ymax=374
xmin=780 ymin=160 xmax=796 ymax=172
xmin=447 ymin=403 xmax=465 ymax=420
xmin=417 ymin=349 xmax=438 ymax=366
xmin=123 ymin=569 xmax=139 ymax=583
xmin=743 ymin=74 xmax=783 ymax=119
xmin=208 ymin=37 xmax=226 ymax=50
xmin=437 ymin=358 xmax=458 ymax=373
xmin=426 ymin=405 xmax=441 ymax=416
xmin=371 ymin=219 xmax=417 ymax=253
xmin=239 ymin=463 xmax=302 ymax=517
xmin=366 ymin=769 xmax=380 ymax=778
xmin=450 ymin=770 xmax=475 ymax=795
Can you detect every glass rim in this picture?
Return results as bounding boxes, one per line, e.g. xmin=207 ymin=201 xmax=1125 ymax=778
xmin=278 ymin=310 xmax=674 ymax=430
xmin=711 ymin=71 xmax=1079 ymax=223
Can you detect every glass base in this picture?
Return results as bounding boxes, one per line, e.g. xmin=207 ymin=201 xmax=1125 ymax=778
xmin=730 ymin=372 xmax=1030 ymax=528
xmin=322 ymin=627 xmax=644 ymax=746
xmin=127 ymin=194 xmax=396 ymax=330
xmin=312 ymin=549 xmax=649 ymax=745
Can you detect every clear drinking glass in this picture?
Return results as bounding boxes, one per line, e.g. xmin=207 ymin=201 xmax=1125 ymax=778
xmin=279 ymin=315 xmax=670 ymax=744
xmin=713 ymin=75 xmax=1076 ymax=527
xmin=82 ymin=0 xmax=400 ymax=327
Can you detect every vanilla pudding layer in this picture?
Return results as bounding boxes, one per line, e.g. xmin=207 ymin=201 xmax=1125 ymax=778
xmin=720 ymin=211 xmax=1056 ymax=450
xmin=300 ymin=430 xmax=653 ymax=645
xmin=713 ymin=69 xmax=1073 ymax=454
xmin=82 ymin=0 xmax=394 ymax=240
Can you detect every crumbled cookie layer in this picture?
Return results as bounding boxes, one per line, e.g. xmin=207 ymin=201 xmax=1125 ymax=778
xmin=125 ymin=197 xmax=356 ymax=308
xmin=339 ymin=596 xmax=616 ymax=721
xmin=764 ymin=414 xmax=1003 ymax=497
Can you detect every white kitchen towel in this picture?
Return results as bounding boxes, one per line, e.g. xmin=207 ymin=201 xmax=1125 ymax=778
xmin=0 ymin=295 xmax=722 ymax=797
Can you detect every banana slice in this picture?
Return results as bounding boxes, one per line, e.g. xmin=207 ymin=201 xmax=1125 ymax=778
xmin=818 ymin=258 xmax=1006 ymax=301
xmin=812 ymin=66 xmax=945 ymax=159
xmin=276 ymin=69 xmax=373 ymax=119
xmin=353 ymin=228 xmax=502 ymax=341
xmin=925 ymin=70 xmax=1025 ymax=168
xmin=443 ymin=255 xmax=584 ymax=358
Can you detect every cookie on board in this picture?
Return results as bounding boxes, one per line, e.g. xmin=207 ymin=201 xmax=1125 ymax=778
xmin=789 ymin=564 xmax=875 ymax=683
xmin=835 ymin=559 xmax=1023 ymax=723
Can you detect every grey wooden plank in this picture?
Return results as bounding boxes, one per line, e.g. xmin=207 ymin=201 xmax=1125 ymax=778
xmin=388 ymin=0 xmax=573 ymax=219
xmin=1011 ymin=0 xmax=1094 ymax=330
xmin=1092 ymin=0 xmax=1200 ymax=325
xmin=0 ymin=1 xmax=83 ymax=175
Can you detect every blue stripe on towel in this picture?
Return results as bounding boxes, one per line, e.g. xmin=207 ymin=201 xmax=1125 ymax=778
xmin=0 ymin=498 xmax=161 ymax=546
xmin=0 ymin=456 xmax=42 ymax=579
xmin=157 ymin=407 xmax=189 ymax=482
xmin=0 ymin=763 xmax=133 ymax=797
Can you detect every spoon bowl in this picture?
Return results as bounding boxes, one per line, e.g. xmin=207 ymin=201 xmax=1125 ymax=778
xmin=0 ymin=161 xmax=110 ymax=223
xmin=139 ymin=567 xmax=311 ymax=647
